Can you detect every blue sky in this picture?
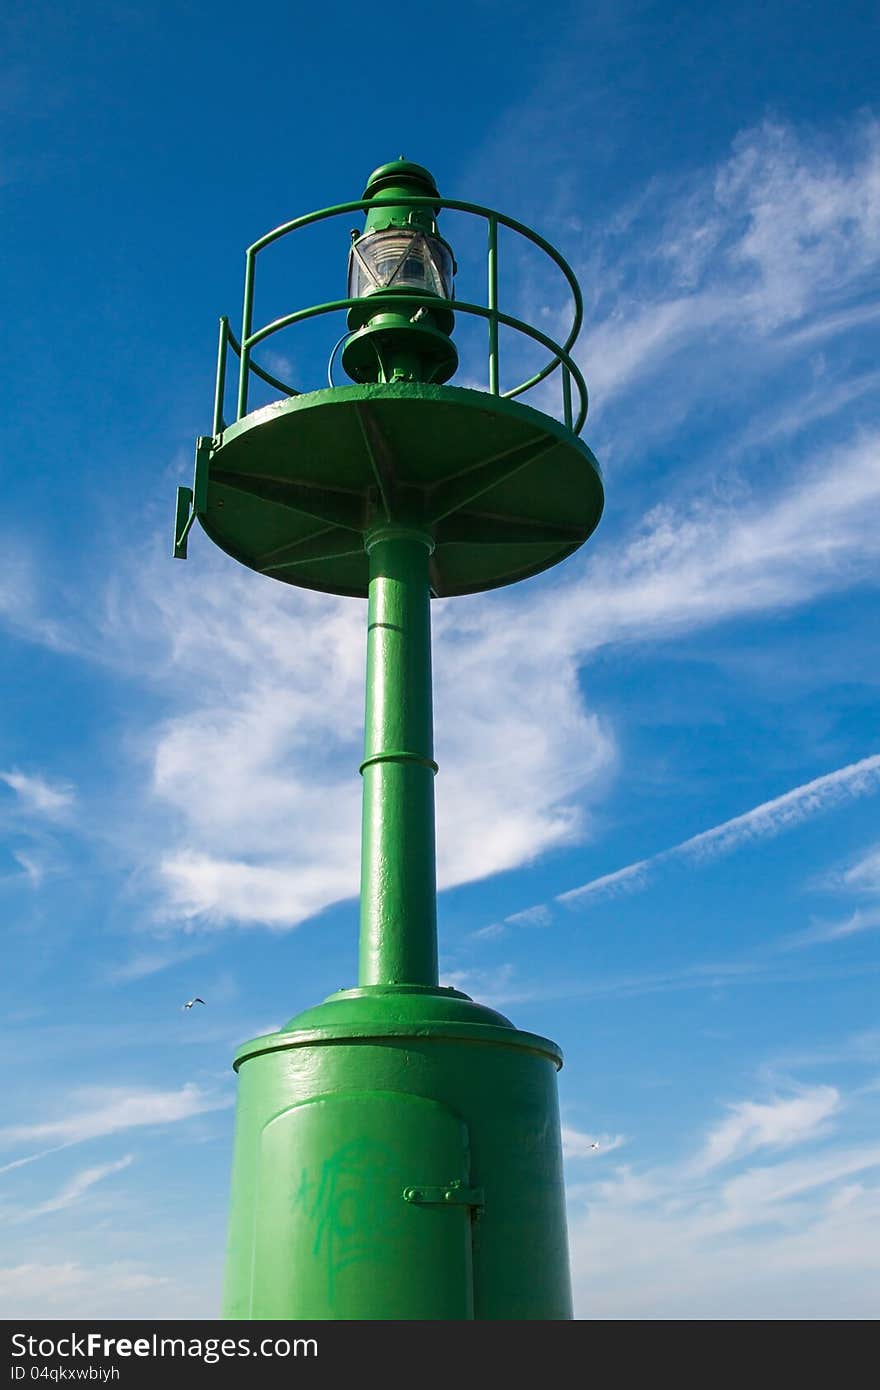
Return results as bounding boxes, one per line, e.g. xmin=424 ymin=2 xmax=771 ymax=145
xmin=2 ymin=0 xmax=879 ymax=1319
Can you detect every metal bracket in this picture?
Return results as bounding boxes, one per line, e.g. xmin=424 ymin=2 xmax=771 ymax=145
xmin=173 ymin=437 xmax=213 ymax=559
xmin=403 ymin=1180 xmax=484 ymax=1212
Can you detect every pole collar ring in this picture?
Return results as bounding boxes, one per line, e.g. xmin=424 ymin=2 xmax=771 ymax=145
xmin=364 ymin=525 xmax=435 ymax=554
xmin=359 ymin=750 xmax=439 ymax=776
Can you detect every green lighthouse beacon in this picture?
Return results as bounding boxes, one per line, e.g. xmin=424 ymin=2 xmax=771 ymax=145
xmin=174 ymin=158 xmax=604 ymax=1320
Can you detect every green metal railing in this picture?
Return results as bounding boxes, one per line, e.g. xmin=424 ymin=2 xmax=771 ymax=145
xmin=211 ymin=195 xmax=589 ymax=438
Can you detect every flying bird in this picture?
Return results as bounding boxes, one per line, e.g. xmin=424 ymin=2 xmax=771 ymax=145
xmin=182 ymin=997 xmax=206 ymax=1010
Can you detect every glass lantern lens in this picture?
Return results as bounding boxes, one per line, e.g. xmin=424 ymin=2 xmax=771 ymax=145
xmin=348 ymin=230 xmax=453 ymax=300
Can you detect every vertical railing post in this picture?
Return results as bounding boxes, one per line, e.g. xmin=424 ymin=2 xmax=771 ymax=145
xmin=237 ymin=249 xmax=255 ymax=421
xmin=562 ymin=362 xmax=573 ymax=431
xmin=213 ymin=316 xmax=229 ymax=437
xmin=487 ymin=215 xmax=499 ymax=395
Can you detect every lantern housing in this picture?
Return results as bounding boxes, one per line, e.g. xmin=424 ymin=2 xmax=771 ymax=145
xmin=348 ymin=228 xmax=455 ymax=301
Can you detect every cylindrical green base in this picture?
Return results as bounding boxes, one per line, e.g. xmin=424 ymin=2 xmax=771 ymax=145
xmin=222 ymin=986 xmax=572 ymax=1320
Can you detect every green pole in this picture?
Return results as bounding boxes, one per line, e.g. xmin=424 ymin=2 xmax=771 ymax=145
xmin=359 ymin=527 xmax=438 ymax=988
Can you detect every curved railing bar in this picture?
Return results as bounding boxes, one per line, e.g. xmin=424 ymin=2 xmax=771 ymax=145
xmin=214 ymin=319 xmax=300 ymax=435
xmin=245 ymin=198 xmax=581 ymax=342
xmin=240 ymin=294 xmax=588 ymax=436
xmin=239 ymin=195 xmax=584 ymax=401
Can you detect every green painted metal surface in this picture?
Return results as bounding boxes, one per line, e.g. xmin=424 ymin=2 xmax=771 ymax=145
xmin=342 ymin=158 xmax=457 ymax=385
xmin=223 ymin=988 xmax=571 ymax=1320
xmin=194 ymin=383 xmax=603 ymax=598
xmin=180 ymin=160 xmax=602 ymax=1320
xmin=359 ymin=528 xmax=438 ymax=987
xmin=251 ymin=1091 xmax=473 ymax=1319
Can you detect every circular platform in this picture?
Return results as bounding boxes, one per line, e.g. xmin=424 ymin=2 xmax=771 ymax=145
xmin=200 ymin=383 xmax=603 ymax=598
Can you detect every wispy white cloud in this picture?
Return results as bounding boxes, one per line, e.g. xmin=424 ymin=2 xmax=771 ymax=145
xmin=779 ymin=300 xmax=880 ymax=350
xmin=259 ymin=349 xmax=296 ymax=385
xmin=444 ymin=954 xmax=880 ymax=1011
xmin=14 ymin=1155 xmax=134 ymax=1221
xmin=583 ymin=294 xmax=722 ymax=406
xmin=159 ymin=850 xmax=356 ymax=930
xmin=103 ymin=946 xmax=207 ymax=985
xmin=785 ymin=908 xmax=880 ymax=951
xmin=578 ymin=117 xmax=880 ymax=411
xmin=0 ymin=1262 xmax=86 ymax=1301
xmin=715 ymin=120 xmax=880 ymax=329
xmin=548 ymin=431 xmax=880 ymax=658
xmin=559 ymin=754 xmax=880 ymax=910
xmin=761 ymin=1028 xmax=880 ymax=1076
xmin=736 ymin=368 xmax=880 ymax=451
xmin=568 ymin=1075 xmax=880 ymax=1318
xmin=0 ymin=769 xmax=75 ymax=818
xmin=679 ymin=759 xmax=880 ymax=862
xmin=570 ymin=1156 xmax=880 ymax=1318
xmin=119 ymin=545 xmax=617 ymax=929
xmin=11 ymin=848 xmax=46 ymax=887
xmin=0 ymin=1262 xmax=170 ymax=1318
xmin=0 ymin=1146 xmax=69 ymax=1177
xmin=781 ymin=841 xmax=880 ymax=948
xmin=558 ymin=859 xmax=651 ymax=906
xmin=469 ymin=921 xmax=507 ymax=941
xmin=503 ymin=904 xmax=553 ymax=928
xmin=439 ymin=963 xmax=522 ymax=1009
xmin=0 ymin=771 xmax=76 ymax=889
xmin=0 ymin=546 xmax=73 ymax=655
xmin=438 ymin=425 xmax=880 ymax=935
xmin=0 ymin=1084 xmax=230 ymax=1160
xmin=689 ymin=1086 xmax=841 ymax=1176
xmin=715 ymin=1146 xmax=880 ymax=1227
xmin=842 ymin=844 xmax=880 ymax=894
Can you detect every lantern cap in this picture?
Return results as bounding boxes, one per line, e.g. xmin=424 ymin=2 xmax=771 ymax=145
xmin=363 ymin=158 xmax=440 ymax=202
